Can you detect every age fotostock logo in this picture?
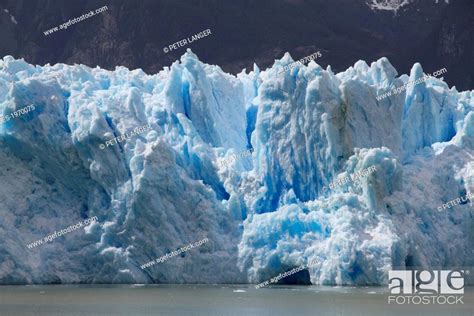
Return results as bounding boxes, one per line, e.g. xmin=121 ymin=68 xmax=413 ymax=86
xmin=388 ymin=270 xmax=465 ymax=305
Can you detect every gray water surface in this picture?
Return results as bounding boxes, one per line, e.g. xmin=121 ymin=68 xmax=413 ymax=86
xmin=0 ymin=284 xmax=472 ymax=316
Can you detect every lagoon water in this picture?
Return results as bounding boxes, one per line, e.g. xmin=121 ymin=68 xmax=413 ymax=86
xmin=0 ymin=285 xmax=472 ymax=316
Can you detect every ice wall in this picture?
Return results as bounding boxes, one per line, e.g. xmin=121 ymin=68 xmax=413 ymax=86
xmin=0 ymin=50 xmax=472 ymax=285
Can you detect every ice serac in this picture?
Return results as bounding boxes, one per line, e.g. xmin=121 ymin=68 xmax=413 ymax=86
xmin=164 ymin=51 xmax=247 ymax=151
xmin=401 ymin=63 xmax=456 ymax=160
xmin=0 ymin=51 xmax=472 ymax=285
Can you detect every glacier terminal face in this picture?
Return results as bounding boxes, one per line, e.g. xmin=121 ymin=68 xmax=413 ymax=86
xmin=0 ymin=50 xmax=472 ymax=285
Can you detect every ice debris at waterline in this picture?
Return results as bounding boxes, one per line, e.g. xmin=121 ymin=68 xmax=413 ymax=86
xmin=0 ymin=50 xmax=472 ymax=285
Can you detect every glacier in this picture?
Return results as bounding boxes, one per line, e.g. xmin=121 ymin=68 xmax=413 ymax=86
xmin=0 ymin=50 xmax=472 ymax=285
